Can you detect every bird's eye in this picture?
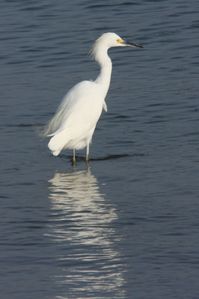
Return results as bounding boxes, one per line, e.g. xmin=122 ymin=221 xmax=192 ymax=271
xmin=116 ymin=38 xmax=124 ymax=44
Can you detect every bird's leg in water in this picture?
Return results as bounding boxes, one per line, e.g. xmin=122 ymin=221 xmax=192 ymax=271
xmin=72 ymin=149 xmax=76 ymax=165
xmin=86 ymin=144 xmax=89 ymax=162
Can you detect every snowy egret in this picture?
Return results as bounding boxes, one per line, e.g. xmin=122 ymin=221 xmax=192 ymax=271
xmin=44 ymin=32 xmax=143 ymax=163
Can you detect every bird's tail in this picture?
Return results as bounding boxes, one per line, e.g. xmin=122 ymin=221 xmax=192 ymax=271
xmin=48 ymin=129 xmax=68 ymax=156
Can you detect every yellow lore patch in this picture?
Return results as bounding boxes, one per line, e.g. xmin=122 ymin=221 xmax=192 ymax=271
xmin=116 ymin=38 xmax=125 ymax=44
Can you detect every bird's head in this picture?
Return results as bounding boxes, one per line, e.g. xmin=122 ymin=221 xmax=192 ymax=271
xmin=94 ymin=32 xmax=143 ymax=49
xmin=90 ymin=32 xmax=143 ymax=61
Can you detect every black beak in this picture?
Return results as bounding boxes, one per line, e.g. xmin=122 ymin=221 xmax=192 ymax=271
xmin=125 ymin=40 xmax=144 ymax=48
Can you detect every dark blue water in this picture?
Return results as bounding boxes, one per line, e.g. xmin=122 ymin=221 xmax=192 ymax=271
xmin=1 ymin=0 xmax=199 ymax=298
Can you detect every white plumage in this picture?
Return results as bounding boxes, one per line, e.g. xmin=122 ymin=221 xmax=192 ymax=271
xmin=47 ymin=81 xmax=104 ymax=156
xmin=44 ymin=32 xmax=143 ymax=163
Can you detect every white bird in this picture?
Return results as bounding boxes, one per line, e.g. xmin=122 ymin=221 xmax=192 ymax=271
xmin=44 ymin=32 xmax=143 ymax=163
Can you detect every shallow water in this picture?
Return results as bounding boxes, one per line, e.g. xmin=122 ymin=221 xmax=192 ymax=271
xmin=1 ymin=0 xmax=199 ymax=298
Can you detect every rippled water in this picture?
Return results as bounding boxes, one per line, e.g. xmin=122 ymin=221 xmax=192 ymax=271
xmin=1 ymin=0 xmax=199 ymax=298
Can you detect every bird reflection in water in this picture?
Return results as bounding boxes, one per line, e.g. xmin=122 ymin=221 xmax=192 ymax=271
xmin=48 ymin=169 xmax=125 ymax=298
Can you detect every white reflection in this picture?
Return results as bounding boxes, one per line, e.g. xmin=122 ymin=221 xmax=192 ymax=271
xmin=48 ymin=169 xmax=125 ymax=298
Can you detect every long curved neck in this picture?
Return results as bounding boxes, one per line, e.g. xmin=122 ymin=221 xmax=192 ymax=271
xmin=94 ymin=48 xmax=112 ymax=98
